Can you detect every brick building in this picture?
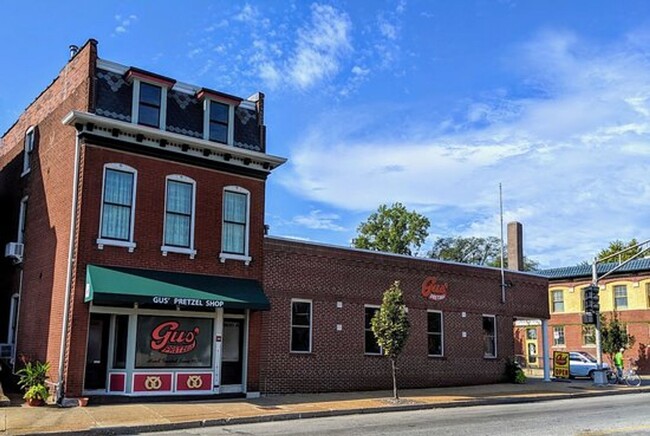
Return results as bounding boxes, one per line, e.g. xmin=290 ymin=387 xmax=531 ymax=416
xmin=1 ymin=40 xmax=549 ymax=401
xmin=515 ymin=259 xmax=650 ymax=374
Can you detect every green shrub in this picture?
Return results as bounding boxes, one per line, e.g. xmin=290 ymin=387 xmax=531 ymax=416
xmin=504 ymin=357 xmax=526 ymax=384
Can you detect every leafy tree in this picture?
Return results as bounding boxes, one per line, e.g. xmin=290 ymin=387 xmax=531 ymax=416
xmin=352 ymin=203 xmax=430 ymax=256
xmin=371 ymin=281 xmax=410 ymax=400
xmin=428 ymin=236 xmax=501 ymax=265
xmin=597 ymin=239 xmax=641 ymax=263
xmin=600 ymin=312 xmax=635 ymax=365
xmin=428 ymin=236 xmax=539 ymax=271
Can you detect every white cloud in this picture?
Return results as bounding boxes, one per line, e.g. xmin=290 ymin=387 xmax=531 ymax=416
xmin=292 ymin=210 xmax=347 ymax=231
xmin=288 ymin=4 xmax=352 ymax=89
xmin=281 ymin=30 xmax=650 ymax=267
xmin=113 ymin=14 xmax=138 ymax=36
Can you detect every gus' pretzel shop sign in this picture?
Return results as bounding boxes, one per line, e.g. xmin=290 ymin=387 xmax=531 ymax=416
xmin=553 ymin=351 xmax=570 ymax=379
xmin=421 ymin=276 xmax=448 ymax=301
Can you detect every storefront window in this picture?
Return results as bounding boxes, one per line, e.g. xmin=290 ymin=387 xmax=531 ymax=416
xmin=113 ymin=315 xmax=129 ymax=369
xmin=135 ymin=316 xmax=213 ymax=368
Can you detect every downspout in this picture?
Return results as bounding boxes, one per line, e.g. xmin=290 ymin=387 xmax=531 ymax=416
xmin=57 ymin=131 xmax=82 ymax=404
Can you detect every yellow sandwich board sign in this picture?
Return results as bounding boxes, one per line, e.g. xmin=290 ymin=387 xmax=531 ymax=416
xmin=553 ymin=351 xmax=570 ymax=378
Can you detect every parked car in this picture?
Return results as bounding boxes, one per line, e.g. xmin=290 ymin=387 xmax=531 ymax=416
xmin=569 ymin=351 xmax=610 ymax=379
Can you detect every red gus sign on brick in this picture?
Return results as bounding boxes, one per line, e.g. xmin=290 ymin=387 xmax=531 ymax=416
xmin=421 ymin=276 xmax=448 ymax=301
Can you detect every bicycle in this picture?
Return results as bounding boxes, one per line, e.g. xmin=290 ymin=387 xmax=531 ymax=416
xmin=607 ymin=359 xmax=641 ymax=387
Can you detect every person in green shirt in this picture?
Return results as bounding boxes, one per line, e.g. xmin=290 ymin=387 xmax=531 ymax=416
xmin=615 ymin=348 xmax=625 ymax=382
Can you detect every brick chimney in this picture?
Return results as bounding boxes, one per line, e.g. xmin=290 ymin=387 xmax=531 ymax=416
xmin=507 ymin=221 xmax=524 ymax=271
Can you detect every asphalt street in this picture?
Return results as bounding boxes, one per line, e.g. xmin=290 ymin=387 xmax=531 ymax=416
xmin=146 ymin=393 xmax=650 ymax=436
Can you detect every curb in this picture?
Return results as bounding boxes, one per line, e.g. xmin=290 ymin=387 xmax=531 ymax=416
xmin=22 ymin=387 xmax=650 ymax=436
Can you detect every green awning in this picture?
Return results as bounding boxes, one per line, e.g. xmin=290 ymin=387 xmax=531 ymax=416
xmin=85 ymin=265 xmax=269 ymax=310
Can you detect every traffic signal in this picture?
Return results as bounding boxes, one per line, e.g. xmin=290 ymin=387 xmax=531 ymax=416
xmin=583 ymin=284 xmax=600 ymax=324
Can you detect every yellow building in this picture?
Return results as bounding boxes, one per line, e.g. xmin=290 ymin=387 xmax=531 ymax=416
xmin=515 ymin=258 xmax=650 ymax=374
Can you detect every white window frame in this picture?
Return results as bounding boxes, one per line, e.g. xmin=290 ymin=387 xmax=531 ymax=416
xmin=364 ymin=305 xmax=382 ymax=355
xmin=21 ymin=126 xmax=35 ymax=176
xmin=131 ymin=79 xmax=168 ymax=129
xmin=553 ymin=326 xmax=565 ymax=347
xmin=427 ymin=310 xmax=444 ymax=357
xmin=96 ymin=163 xmax=138 ymax=252
xmin=161 ymin=174 xmax=197 ymax=258
xmin=483 ymin=314 xmax=497 ymax=359
xmin=551 ymin=290 xmax=564 ymax=313
xmin=8 ymin=293 xmax=19 ymax=345
xmin=583 ymin=324 xmax=596 ymax=346
xmin=614 ymin=285 xmax=628 ymax=310
xmin=203 ymin=98 xmax=235 ymax=145
xmin=219 ymin=186 xmax=251 ymax=265
xmin=290 ymin=299 xmax=312 ymax=354
xmin=17 ymin=196 xmax=28 ymax=244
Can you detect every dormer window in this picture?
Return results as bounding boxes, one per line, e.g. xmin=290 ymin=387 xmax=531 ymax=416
xmin=138 ymin=82 xmax=162 ymax=128
xmin=125 ymin=67 xmax=175 ymax=130
xmin=209 ymin=101 xmax=229 ymax=143
xmin=197 ymin=88 xmax=241 ymax=146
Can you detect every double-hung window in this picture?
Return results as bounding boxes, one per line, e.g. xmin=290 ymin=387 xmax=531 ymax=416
xmin=162 ymin=175 xmax=196 ymax=258
xmin=220 ymin=186 xmax=251 ymax=264
xmin=130 ymin=76 xmax=169 ymax=129
xmin=138 ymin=82 xmax=162 ymax=128
xmin=97 ymin=164 xmax=137 ymax=251
xmin=209 ymin=101 xmax=229 ymax=143
xmin=22 ymin=126 xmax=35 ymax=176
xmin=583 ymin=325 xmax=596 ymax=346
xmin=483 ymin=315 xmax=497 ymax=358
xmin=17 ymin=196 xmax=28 ymax=244
xmin=553 ymin=326 xmax=565 ymax=347
xmin=291 ymin=299 xmax=312 ymax=353
xmin=364 ymin=306 xmax=381 ymax=355
xmin=427 ymin=310 xmax=444 ymax=357
xmin=614 ymin=285 xmax=628 ymax=309
xmin=551 ymin=290 xmax=564 ymax=313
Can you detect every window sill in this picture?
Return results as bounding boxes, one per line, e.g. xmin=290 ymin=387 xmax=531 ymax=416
xmin=484 ymin=355 xmax=498 ymax=360
xmin=161 ymin=245 xmax=197 ymax=259
xmin=219 ymin=252 xmax=252 ymax=265
xmin=20 ymin=168 xmax=31 ymax=178
xmin=428 ymin=354 xmax=445 ymax=358
xmin=97 ymin=239 xmax=136 ymax=252
xmin=364 ymin=352 xmax=383 ymax=357
xmin=289 ymin=350 xmax=312 ymax=355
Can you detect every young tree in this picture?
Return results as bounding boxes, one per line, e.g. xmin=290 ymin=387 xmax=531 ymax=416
xmin=371 ymin=281 xmax=410 ymax=400
xmin=600 ymin=312 xmax=635 ymax=365
xmin=352 ymin=203 xmax=430 ymax=256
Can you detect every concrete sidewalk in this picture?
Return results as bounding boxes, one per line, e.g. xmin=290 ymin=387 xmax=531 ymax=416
xmin=1 ymin=377 xmax=649 ymax=435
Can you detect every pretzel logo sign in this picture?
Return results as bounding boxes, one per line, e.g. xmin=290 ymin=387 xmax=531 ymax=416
xmin=186 ymin=375 xmax=203 ymax=389
xmin=144 ymin=376 xmax=162 ymax=390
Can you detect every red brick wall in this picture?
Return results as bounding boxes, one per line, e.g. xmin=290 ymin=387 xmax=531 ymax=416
xmin=64 ymin=145 xmax=266 ymax=395
xmin=261 ymin=237 xmax=549 ymax=394
xmin=1 ymin=40 xmax=96 ymax=384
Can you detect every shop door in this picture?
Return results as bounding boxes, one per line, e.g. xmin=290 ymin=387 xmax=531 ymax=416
xmin=84 ymin=313 xmax=110 ymax=390
xmin=221 ymin=319 xmax=244 ymax=385
xmin=526 ymin=327 xmax=538 ymax=366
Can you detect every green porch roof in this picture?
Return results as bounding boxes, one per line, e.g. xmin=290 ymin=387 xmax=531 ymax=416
xmin=85 ymin=264 xmax=269 ymax=310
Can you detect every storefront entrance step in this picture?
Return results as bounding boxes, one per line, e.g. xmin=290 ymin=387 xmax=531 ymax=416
xmin=86 ymin=392 xmax=245 ymax=405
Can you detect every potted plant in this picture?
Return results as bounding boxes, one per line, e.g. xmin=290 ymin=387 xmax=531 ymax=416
xmin=16 ymin=360 xmax=50 ymax=406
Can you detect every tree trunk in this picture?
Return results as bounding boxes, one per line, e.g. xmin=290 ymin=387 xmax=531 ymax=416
xmin=391 ymin=357 xmax=398 ymax=400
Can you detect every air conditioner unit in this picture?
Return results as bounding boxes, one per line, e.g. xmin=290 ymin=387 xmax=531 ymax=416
xmin=0 ymin=343 xmax=13 ymax=359
xmin=4 ymin=242 xmax=24 ymax=263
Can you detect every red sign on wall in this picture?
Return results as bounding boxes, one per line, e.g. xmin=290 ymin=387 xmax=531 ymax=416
xmin=421 ymin=276 xmax=448 ymax=301
xmin=150 ymin=321 xmax=199 ymax=355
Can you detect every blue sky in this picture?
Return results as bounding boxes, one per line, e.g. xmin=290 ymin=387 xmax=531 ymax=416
xmin=2 ymin=1 xmax=649 ymax=268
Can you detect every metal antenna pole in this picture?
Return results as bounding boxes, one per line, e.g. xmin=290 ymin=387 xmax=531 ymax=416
xmin=499 ymin=183 xmax=506 ymax=304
